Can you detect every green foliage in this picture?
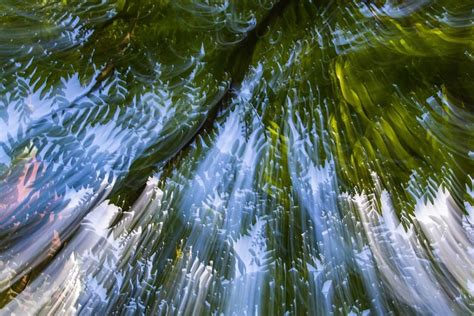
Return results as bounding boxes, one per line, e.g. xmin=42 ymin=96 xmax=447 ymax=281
xmin=0 ymin=0 xmax=472 ymax=314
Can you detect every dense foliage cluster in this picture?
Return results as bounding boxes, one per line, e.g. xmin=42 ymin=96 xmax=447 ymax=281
xmin=0 ymin=1 xmax=472 ymax=314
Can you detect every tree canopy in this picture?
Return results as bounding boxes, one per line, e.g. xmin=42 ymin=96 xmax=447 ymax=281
xmin=0 ymin=1 xmax=473 ymax=314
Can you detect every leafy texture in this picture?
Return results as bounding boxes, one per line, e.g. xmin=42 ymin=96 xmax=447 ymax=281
xmin=0 ymin=0 xmax=473 ymax=315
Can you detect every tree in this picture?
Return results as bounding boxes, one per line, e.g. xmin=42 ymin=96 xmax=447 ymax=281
xmin=0 ymin=0 xmax=473 ymax=314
